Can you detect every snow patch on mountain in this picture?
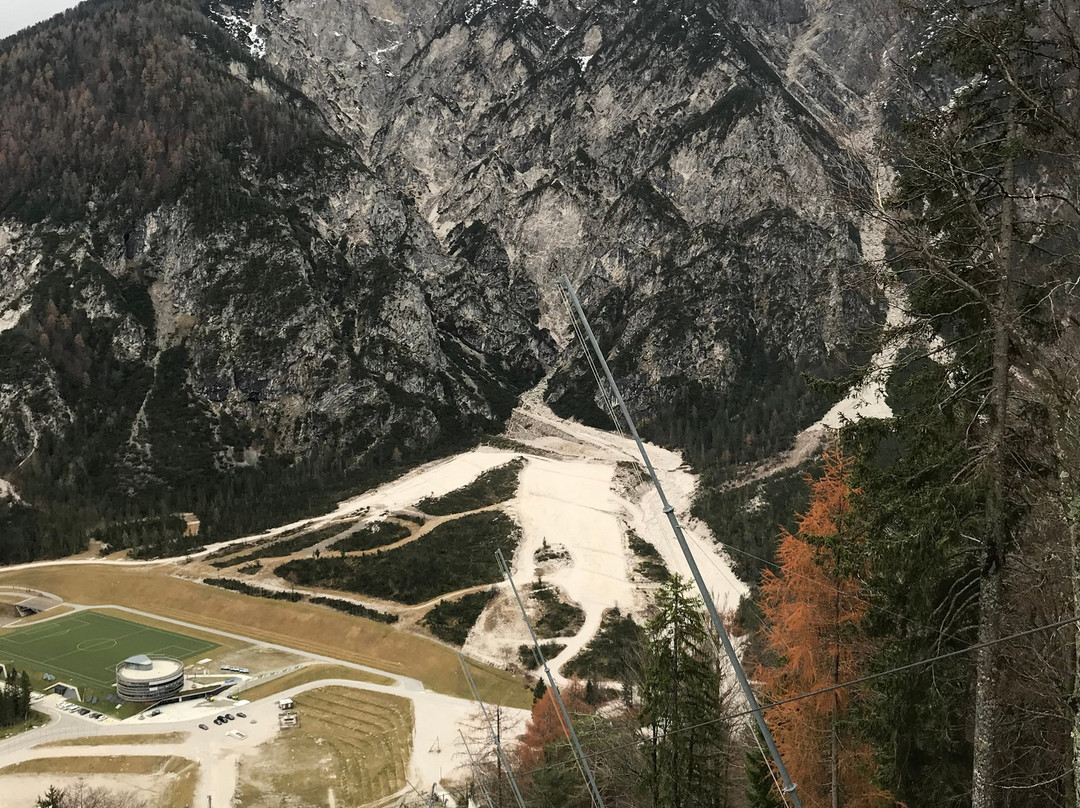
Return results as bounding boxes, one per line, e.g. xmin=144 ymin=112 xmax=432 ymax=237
xmin=208 ymin=4 xmax=266 ymax=59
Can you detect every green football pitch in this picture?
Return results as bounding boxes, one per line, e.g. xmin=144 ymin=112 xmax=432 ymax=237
xmin=0 ymin=611 xmax=218 ymax=691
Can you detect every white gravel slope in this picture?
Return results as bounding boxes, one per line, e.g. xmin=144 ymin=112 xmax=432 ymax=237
xmin=462 ymin=388 xmax=747 ymax=682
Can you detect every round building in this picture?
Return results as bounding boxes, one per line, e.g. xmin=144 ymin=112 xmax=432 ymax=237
xmin=115 ymin=654 xmax=184 ymax=702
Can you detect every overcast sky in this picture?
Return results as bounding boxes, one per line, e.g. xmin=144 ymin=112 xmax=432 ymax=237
xmin=0 ymin=0 xmax=85 ymax=40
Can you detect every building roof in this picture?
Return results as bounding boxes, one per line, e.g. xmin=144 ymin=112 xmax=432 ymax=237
xmin=116 ymin=655 xmax=183 ymax=682
xmin=16 ymin=596 xmax=58 ymax=614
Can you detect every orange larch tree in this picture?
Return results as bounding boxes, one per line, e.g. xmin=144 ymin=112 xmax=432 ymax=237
xmin=516 ymin=683 xmax=592 ymax=771
xmin=757 ymin=445 xmax=890 ymax=808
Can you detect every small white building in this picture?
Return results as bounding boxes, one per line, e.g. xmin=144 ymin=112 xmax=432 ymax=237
xmin=277 ymin=697 xmax=294 ymax=710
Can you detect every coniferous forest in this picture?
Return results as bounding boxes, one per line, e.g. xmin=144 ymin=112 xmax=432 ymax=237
xmin=0 ymin=0 xmax=368 ymax=562
xmin=0 ymin=0 xmax=537 ymax=564
xmin=0 ymin=668 xmax=33 ymax=729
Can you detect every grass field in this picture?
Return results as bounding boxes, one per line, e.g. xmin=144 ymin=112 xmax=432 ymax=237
xmin=236 ymin=686 xmax=413 ymax=808
xmin=0 ymin=709 xmax=48 ymax=740
xmin=0 ymin=566 xmax=531 ymax=707
xmin=0 ymin=611 xmax=218 ymax=705
xmin=39 ymin=732 xmax=188 ymax=748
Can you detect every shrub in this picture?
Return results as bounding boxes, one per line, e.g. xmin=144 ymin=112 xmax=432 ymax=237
xmin=310 ymin=596 xmax=398 ymax=624
xmin=563 ymin=608 xmax=642 ymax=681
xmin=422 ymin=589 xmax=497 ymax=645
xmin=203 ymin=577 xmax=301 ymax=602
xmin=328 ymin=520 xmax=411 ymax=553
xmin=275 ymin=511 xmax=522 ymax=604
xmin=626 ymin=529 xmax=669 ymax=582
xmin=531 ymin=582 xmax=585 ymax=638
xmin=416 ymin=459 xmax=524 ymax=516
xmin=518 ymin=642 xmax=567 ymax=668
xmin=212 ymin=520 xmax=359 ymax=568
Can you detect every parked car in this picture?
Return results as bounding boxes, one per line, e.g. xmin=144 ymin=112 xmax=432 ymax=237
xmin=77 ymin=708 xmax=90 ymax=715
xmin=224 ymin=713 xmax=234 ymax=720
xmin=199 ymin=724 xmax=209 ymax=731
xmin=236 ymin=712 xmax=246 ymax=718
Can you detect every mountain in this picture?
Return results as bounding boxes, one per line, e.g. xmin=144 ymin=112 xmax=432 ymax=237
xmin=247 ymin=0 xmax=888 ymax=452
xmin=0 ymin=0 xmax=886 ymax=559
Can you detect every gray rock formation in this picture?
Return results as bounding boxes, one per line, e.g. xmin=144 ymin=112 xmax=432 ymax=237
xmin=0 ymin=0 xmax=887 ymax=553
xmin=242 ymin=0 xmax=884 ymax=441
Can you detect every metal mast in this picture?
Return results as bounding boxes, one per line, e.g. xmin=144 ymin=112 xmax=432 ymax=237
xmin=496 ymin=549 xmax=606 ymax=808
xmin=557 ymin=274 xmax=802 ymax=807
xmin=458 ymin=653 xmax=529 ymax=808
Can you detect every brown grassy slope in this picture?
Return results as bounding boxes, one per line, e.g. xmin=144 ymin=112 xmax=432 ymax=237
xmin=0 ymin=565 xmax=529 ymax=707
xmin=236 ymin=687 xmax=413 ymax=808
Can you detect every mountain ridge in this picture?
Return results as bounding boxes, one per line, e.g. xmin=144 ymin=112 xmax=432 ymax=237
xmin=0 ymin=0 xmax=884 ymax=559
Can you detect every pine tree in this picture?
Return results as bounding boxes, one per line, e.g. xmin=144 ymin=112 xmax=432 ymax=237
xmin=35 ymin=785 xmax=64 ymax=808
xmin=757 ymin=446 xmax=887 ymax=808
xmin=844 ymin=375 xmax=983 ymax=808
xmin=18 ymin=670 xmax=31 ymax=722
xmin=879 ymin=2 xmax=1080 ymax=804
xmin=640 ymin=575 xmax=733 ymax=808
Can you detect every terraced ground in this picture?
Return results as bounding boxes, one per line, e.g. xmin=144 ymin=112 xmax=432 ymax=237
xmin=235 ymin=686 xmax=413 ymax=808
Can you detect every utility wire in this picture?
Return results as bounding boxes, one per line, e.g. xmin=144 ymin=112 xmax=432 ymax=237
xmin=752 ymin=724 xmax=792 ymax=808
xmin=462 ymin=612 xmax=1080 ymax=787
xmin=696 ymin=525 xmax=973 ymax=648
xmin=559 ymin=282 xmax=625 ymax=437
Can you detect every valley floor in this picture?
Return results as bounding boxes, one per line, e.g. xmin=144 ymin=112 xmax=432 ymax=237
xmin=0 ymin=384 xmax=756 ymax=807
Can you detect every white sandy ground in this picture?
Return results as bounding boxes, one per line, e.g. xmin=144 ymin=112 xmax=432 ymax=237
xmin=462 ymin=386 xmax=748 ymax=684
xmin=1 ymin=773 xmax=166 ymax=808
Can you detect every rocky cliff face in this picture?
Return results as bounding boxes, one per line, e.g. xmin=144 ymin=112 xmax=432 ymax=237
xmin=0 ymin=144 xmax=551 ymax=484
xmin=730 ymin=0 xmax=902 ymax=135
xmin=0 ymin=0 xmax=887 ymax=555
xmin=242 ymin=0 xmax=884 ymax=447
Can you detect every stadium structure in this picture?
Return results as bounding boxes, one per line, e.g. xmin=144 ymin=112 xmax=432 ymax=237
xmin=115 ymin=654 xmax=185 ymax=701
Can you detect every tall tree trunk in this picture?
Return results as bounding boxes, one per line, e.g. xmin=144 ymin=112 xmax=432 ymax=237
xmin=672 ymin=621 xmax=681 ymax=808
xmin=1055 ymin=404 xmax=1080 ymax=808
xmin=496 ymin=706 xmax=503 ymax=808
xmin=971 ymin=566 xmax=1003 ymax=808
xmin=832 ymin=590 xmax=841 ymax=808
xmin=972 ymin=106 xmax=1017 ymax=808
xmin=1070 ymin=483 xmax=1080 ymax=808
